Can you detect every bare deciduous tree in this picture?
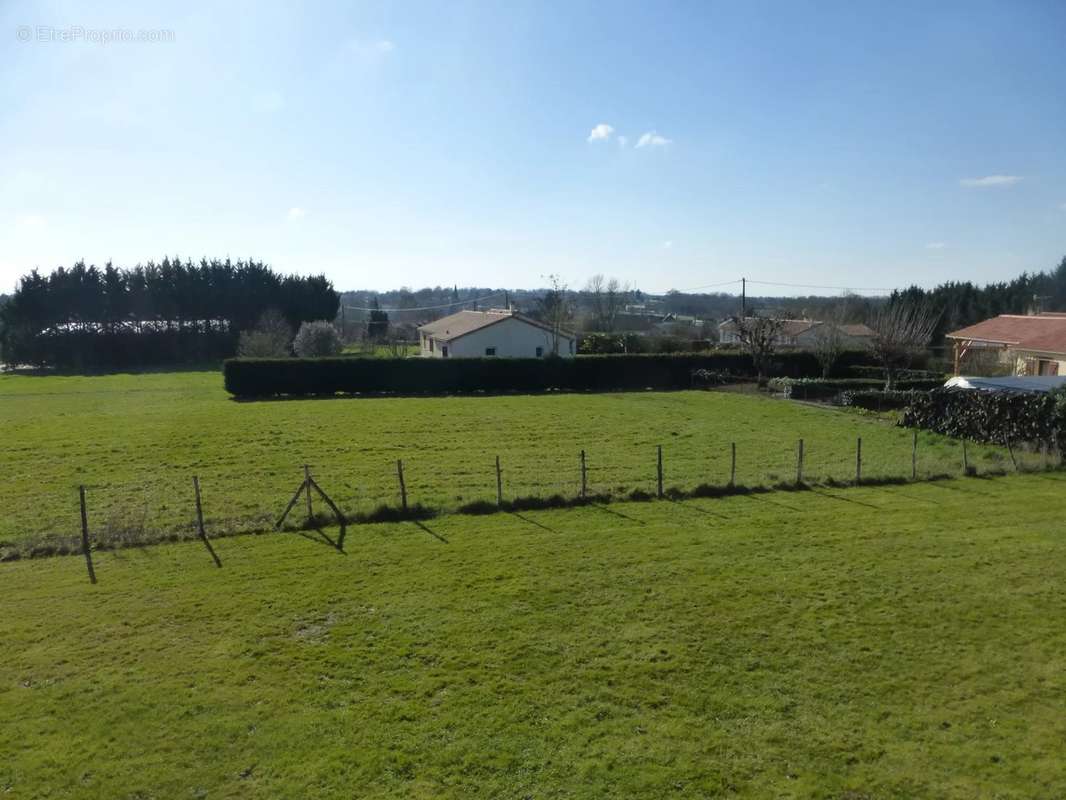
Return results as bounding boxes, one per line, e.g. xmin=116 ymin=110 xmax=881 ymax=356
xmin=585 ymin=274 xmax=631 ymax=332
xmin=813 ymin=300 xmax=851 ymax=378
xmin=537 ymin=274 xmax=574 ymax=355
xmin=730 ymin=314 xmax=786 ymax=386
xmin=869 ymin=301 xmax=940 ymax=389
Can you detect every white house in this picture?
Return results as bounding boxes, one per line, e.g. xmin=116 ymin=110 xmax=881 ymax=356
xmin=418 ymin=309 xmax=576 ymax=359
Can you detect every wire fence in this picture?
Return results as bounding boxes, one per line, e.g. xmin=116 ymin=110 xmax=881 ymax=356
xmin=2 ymin=433 xmax=1059 ymax=571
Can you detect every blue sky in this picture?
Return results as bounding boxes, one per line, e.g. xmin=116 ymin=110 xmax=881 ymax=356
xmin=2 ymin=0 xmax=1064 ymax=296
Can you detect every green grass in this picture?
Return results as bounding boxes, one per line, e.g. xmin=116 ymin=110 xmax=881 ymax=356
xmin=0 ymin=370 xmax=1029 ymax=553
xmin=3 ymin=472 xmax=1066 ymax=798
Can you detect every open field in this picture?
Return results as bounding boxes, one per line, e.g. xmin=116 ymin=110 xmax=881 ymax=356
xmin=3 ymin=472 xmax=1066 ymax=797
xmin=0 ymin=370 xmax=1032 ymax=554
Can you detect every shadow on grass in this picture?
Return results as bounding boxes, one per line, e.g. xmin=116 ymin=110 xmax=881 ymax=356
xmin=590 ymin=503 xmax=646 ymax=525
xmin=508 ymin=512 xmax=559 ymax=534
xmin=665 ymin=497 xmax=728 ymax=519
xmin=806 ymin=488 xmax=881 ymax=510
xmin=296 ymin=522 xmax=347 ymax=554
xmin=411 ymin=520 xmax=448 ymax=543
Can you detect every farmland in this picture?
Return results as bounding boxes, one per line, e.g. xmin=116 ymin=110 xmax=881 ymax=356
xmin=3 ymin=472 xmax=1066 ymax=797
xmin=0 ymin=369 xmax=1024 ymax=555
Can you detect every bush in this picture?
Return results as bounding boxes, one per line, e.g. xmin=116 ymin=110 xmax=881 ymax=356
xmin=769 ymin=377 xmax=945 ymax=401
xmin=237 ymin=310 xmax=293 ymax=358
xmin=901 ymin=388 xmax=1066 ymax=445
xmin=224 ymin=350 xmax=882 ymax=398
xmin=846 ymin=365 xmax=945 ymax=381
xmin=839 ymin=389 xmax=927 ymax=411
xmin=578 ymin=332 xmax=647 ymax=354
xmin=293 ymin=321 xmax=342 ymax=358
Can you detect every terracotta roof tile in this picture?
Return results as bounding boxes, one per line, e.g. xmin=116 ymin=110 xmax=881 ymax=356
xmin=947 ymin=314 xmax=1066 ymax=355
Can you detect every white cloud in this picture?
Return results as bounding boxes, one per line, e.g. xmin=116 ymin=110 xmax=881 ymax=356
xmin=636 ymin=131 xmax=672 ymax=148
xmin=662 ymin=240 xmax=673 ymax=249
xmin=252 ymin=91 xmax=284 ymax=113
xmin=960 ymin=175 xmax=1022 ymax=188
xmin=925 ymin=242 xmax=946 ymax=250
xmin=587 ymin=123 xmax=614 ymax=143
xmin=15 ymin=214 xmax=46 ymax=229
xmin=287 ymin=207 xmax=306 ymax=221
xmin=348 ymin=38 xmax=396 ymax=58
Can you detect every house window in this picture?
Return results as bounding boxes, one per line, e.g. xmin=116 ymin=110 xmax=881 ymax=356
xmin=1039 ymin=359 xmax=1059 ymax=376
xmin=485 ymin=347 xmax=496 ymax=357
xmin=536 ymin=346 xmax=543 ymax=357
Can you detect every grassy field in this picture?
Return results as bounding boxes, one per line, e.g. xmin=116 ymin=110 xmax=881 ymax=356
xmin=0 ymin=369 xmax=1029 ymax=555
xmin=3 ymin=472 xmax=1066 ymax=797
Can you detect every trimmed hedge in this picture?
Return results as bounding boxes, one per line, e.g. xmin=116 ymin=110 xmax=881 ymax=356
xmin=901 ymin=388 xmax=1066 ymax=445
xmin=839 ymin=389 xmax=926 ymax=412
xmin=224 ymin=350 xmax=880 ymax=397
xmin=768 ymin=377 xmax=945 ymax=401
xmin=846 ymin=365 xmax=944 ymax=381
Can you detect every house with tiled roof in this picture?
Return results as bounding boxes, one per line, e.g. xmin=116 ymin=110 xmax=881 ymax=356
xmin=717 ymin=318 xmax=875 ymax=349
xmin=418 ymin=309 xmax=576 ymax=359
xmin=946 ymin=313 xmax=1066 ymax=376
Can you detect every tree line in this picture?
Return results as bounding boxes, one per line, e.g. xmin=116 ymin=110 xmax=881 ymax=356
xmin=0 ymin=258 xmax=338 ymax=368
xmin=891 ymin=255 xmax=1066 ymax=343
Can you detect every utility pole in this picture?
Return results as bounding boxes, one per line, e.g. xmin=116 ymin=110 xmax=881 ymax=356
xmin=741 ymin=277 xmax=746 ymax=317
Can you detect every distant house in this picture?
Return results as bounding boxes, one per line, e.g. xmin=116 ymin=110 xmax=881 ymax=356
xmin=946 ymin=313 xmax=1066 ymax=376
xmin=717 ymin=318 xmax=875 ymax=349
xmin=418 ymin=309 xmax=576 ymax=359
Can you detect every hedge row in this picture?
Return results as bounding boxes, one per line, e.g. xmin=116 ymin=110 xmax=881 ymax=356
xmin=768 ymin=377 xmax=945 ymax=401
xmin=839 ymin=389 xmax=926 ymax=412
xmin=901 ymin=388 xmax=1066 ymax=445
xmin=10 ymin=329 xmax=238 ymax=369
xmin=845 ymin=365 xmax=943 ymax=381
xmin=224 ymin=350 xmax=879 ymax=397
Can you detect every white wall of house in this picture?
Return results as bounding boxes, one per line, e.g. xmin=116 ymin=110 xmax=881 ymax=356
xmin=420 ymin=316 xmax=575 ymax=358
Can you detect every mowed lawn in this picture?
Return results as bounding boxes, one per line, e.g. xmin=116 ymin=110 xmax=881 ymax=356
xmin=0 ymin=370 xmax=1015 ymax=549
xmin=2 ymin=473 xmax=1066 ymax=798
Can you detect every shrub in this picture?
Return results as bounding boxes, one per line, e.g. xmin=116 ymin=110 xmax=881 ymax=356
xmin=901 ymin=388 xmax=1066 ymax=445
xmin=770 ymin=377 xmax=944 ymax=401
xmin=224 ymin=350 xmax=882 ymax=398
xmin=293 ymin=321 xmax=342 ymax=358
xmin=846 ymin=365 xmax=945 ymax=381
xmin=237 ymin=310 xmax=293 ymax=358
xmin=839 ymin=389 xmax=927 ymax=411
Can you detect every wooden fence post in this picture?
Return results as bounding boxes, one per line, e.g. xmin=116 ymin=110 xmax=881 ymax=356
xmin=304 ymin=465 xmax=313 ymax=520
xmin=79 ymin=486 xmax=97 ymax=585
xmin=495 ymin=455 xmax=503 ymax=507
xmin=962 ymin=438 xmax=970 ymax=474
xmin=730 ymin=442 xmax=736 ymax=489
xmin=911 ymin=431 xmax=918 ymax=480
xmin=656 ymin=445 xmax=664 ymax=498
xmin=580 ymin=450 xmax=588 ymax=499
xmin=1005 ymin=438 xmax=1018 ymax=471
xmin=397 ymin=459 xmax=408 ymax=512
xmin=192 ymin=476 xmax=222 ymax=568
xmin=855 ymin=437 xmax=862 ymax=485
xmin=796 ymin=439 xmax=804 ymax=485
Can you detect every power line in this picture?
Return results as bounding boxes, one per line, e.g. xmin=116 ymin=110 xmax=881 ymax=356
xmin=744 ymin=279 xmax=894 ymax=293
